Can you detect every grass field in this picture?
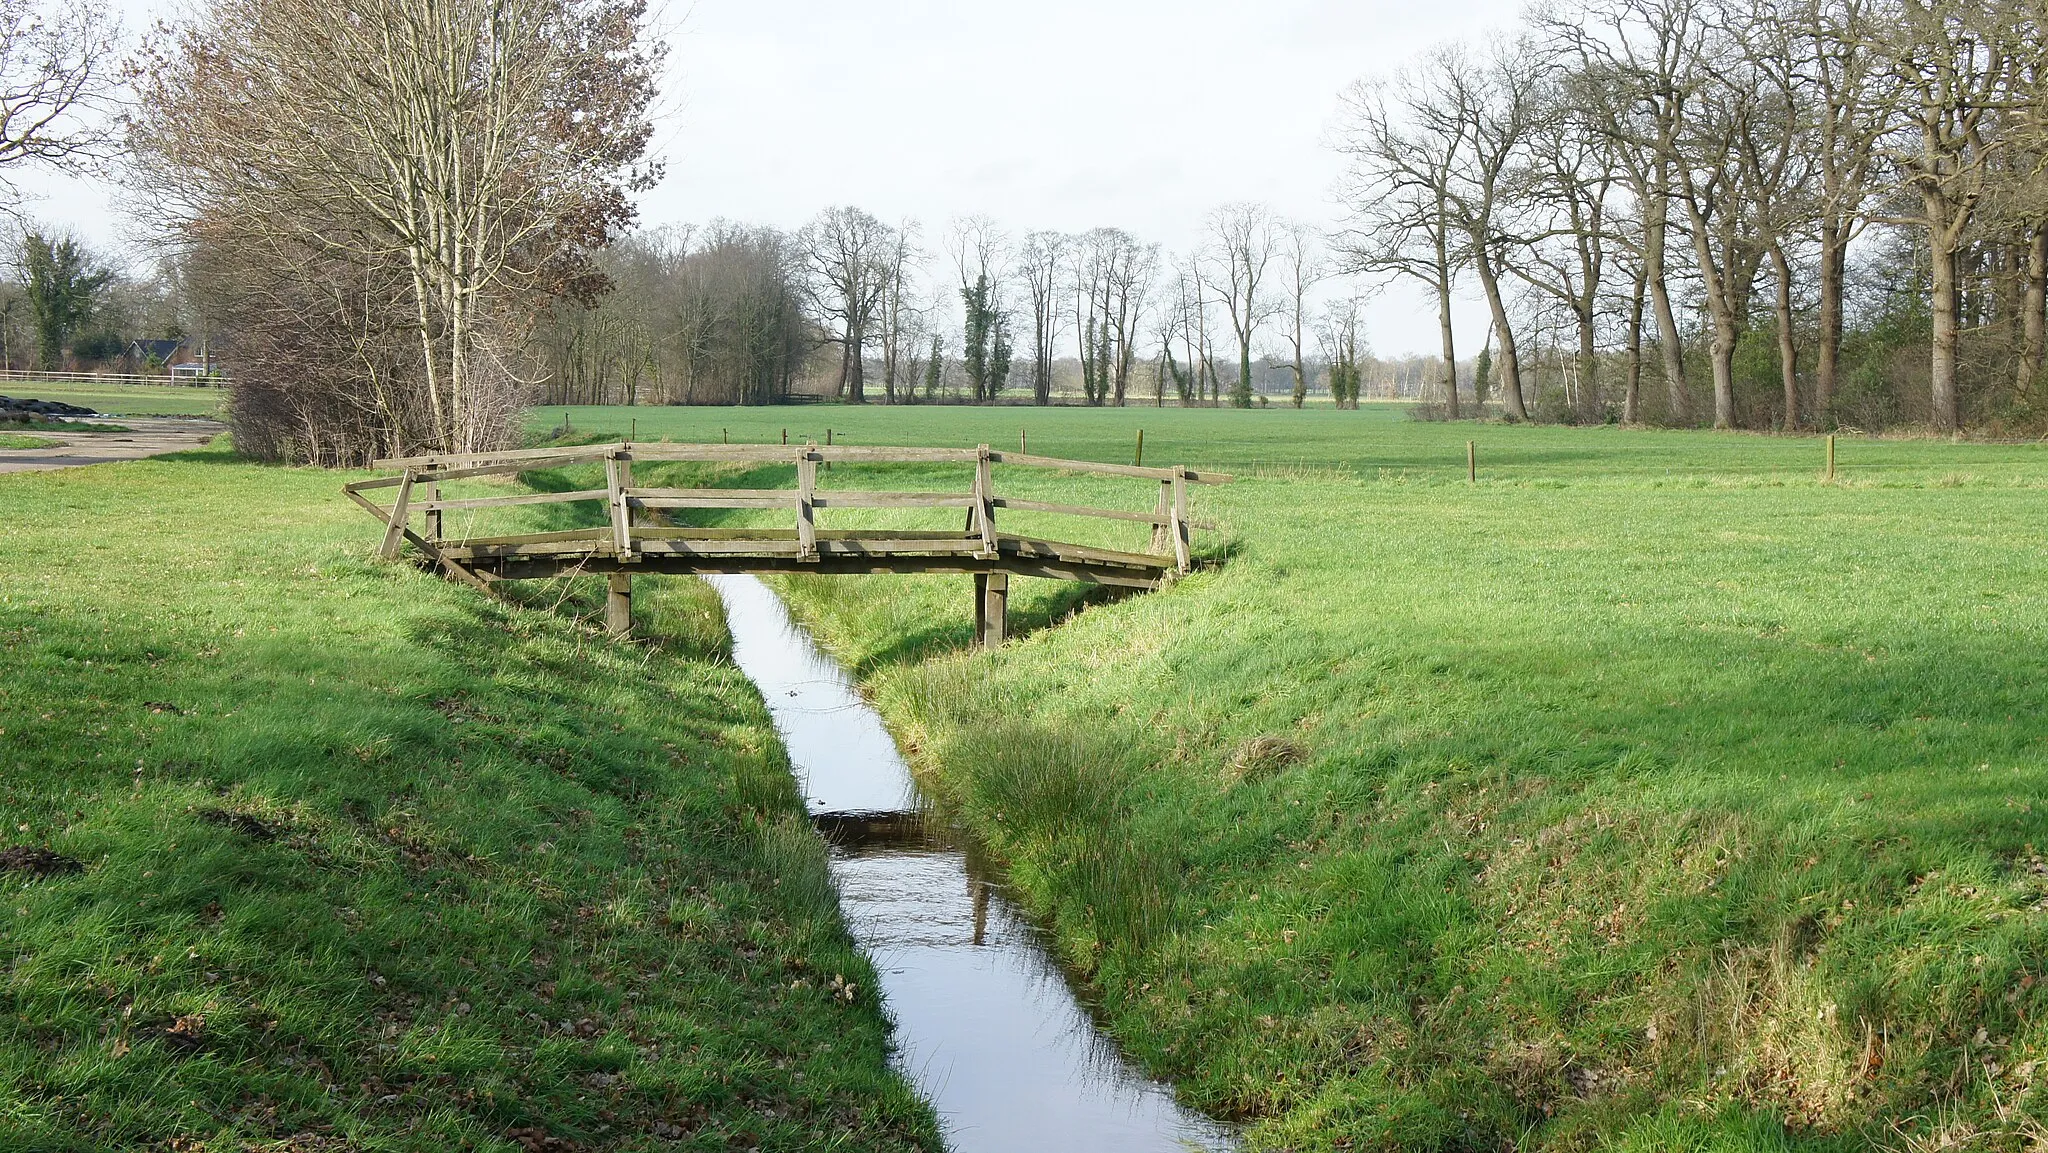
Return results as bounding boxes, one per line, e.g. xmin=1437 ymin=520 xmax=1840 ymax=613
xmin=0 ymin=445 xmax=936 ymax=1151
xmin=532 ymin=401 xmax=2048 ymax=486
xmin=535 ymin=404 xmax=2048 ymax=1151
xmin=0 ymin=432 xmax=60 ymax=449
xmin=5 ymin=382 xmax=226 ymax=418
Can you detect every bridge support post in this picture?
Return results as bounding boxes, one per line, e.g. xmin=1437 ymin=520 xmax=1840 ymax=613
xmin=975 ymin=571 xmax=1008 ymax=650
xmin=606 ymin=572 xmax=633 ymax=637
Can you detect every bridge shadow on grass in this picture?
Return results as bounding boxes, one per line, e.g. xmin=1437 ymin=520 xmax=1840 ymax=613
xmin=834 ymin=581 xmax=1146 ymax=676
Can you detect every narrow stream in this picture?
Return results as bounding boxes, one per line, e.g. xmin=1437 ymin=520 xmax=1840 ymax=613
xmin=709 ymin=576 xmax=1235 ymax=1153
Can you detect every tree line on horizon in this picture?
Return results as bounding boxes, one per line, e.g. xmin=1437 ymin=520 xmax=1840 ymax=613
xmin=2 ymin=0 xmax=2044 ymax=460
xmin=533 ymin=208 xmax=1371 ymax=412
xmin=538 ymin=0 xmax=2048 ymax=435
xmin=1344 ymin=0 xmax=2048 ymax=433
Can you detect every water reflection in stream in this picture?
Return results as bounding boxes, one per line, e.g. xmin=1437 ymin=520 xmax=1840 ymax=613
xmin=710 ymin=576 xmax=1234 ymax=1153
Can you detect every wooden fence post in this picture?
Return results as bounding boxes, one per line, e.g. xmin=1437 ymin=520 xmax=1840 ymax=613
xmin=1135 ymin=428 xmax=1145 ymax=467
xmin=379 ymin=469 xmax=416 ymax=559
xmin=1467 ymin=441 xmax=1477 ymax=484
xmin=606 ymin=572 xmax=633 ymax=637
xmin=1170 ymin=466 xmax=1190 ymax=574
xmin=1826 ymin=434 xmax=1837 ymax=482
xmin=981 ymin=571 xmax=1009 ymax=649
xmin=974 ymin=444 xmax=998 ymax=558
xmin=796 ymin=449 xmax=819 ymax=561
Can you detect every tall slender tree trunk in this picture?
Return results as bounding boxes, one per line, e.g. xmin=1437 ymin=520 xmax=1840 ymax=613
xmin=1475 ymin=257 xmax=1526 ymax=420
xmin=1770 ymin=243 xmax=1800 ymax=430
xmin=1709 ymin=311 xmax=1738 ymax=431
xmin=1816 ymin=220 xmax=1846 ymax=421
xmin=1625 ymin=263 xmax=1646 ymax=424
xmin=2018 ymin=221 xmax=2047 ymax=398
xmin=1644 ymin=193 xmax=1689 ymax=422
xmin=1682 ymin=206 xmax=1738 ymax=431
xmin=1930 ymin=242 xmax=1960 ymax=430
xmin=1434 ymin=223 xmax=1460 ymax=418
xmin=406 ymin=257 xmax=449 ymax=450
xmin=1577 ymin=307 xmax=1598 ymax=423
xmin=846 ymin=321 xmax=866 ymax=403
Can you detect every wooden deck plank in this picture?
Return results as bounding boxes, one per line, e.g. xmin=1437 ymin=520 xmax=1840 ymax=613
xmin=481 ymin=553 xmax=1166 ymax=588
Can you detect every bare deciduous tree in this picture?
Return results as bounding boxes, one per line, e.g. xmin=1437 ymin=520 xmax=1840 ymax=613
xmin=0 ymin=0 xmax=119 ymax=203
xmin=799 ymin=206 xmax=896 ymax=404
xmin=1202 ymin=202 xmax=1280 ymax=408
xmin=1274 ymin=219 xmax=1324 ymax=408
xmin=1872 ymin=0 xmax=2019 ymax=429
xmin=1334 ymin=71 xmax=1466 ymax=416
xmin=1018 ymin=230 xmax=1068 ymax=405
xmin=134 ymin=0 xmax=661 ymax=457
xmin=878 ymin=220 xmax=924 ymax=404
xmin=1553 ymin=0 xmax=1704 ymax=422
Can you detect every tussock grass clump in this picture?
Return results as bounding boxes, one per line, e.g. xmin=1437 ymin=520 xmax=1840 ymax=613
xmin=1226 ymin=735 xmax=1307 ymax=784
xmin=0 ymin=448 xmax=936 ymax=1152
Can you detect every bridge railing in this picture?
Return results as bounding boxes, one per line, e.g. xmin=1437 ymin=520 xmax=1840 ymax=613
xmin=342 ymin=441 xmax=1231 ymax=576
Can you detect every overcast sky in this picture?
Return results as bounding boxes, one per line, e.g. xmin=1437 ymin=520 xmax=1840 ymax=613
xmin=37 ymin=0 xmax=1528 ymax=357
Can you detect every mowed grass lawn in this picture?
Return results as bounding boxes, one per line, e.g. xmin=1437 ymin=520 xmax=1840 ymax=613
xmin=0 ymin=445 xmax=937 ymax=1151
xmin=551 ymin=405 xmax=2048 ymax=1151
xmin=6 ymin=382 xmax=227 ymax=418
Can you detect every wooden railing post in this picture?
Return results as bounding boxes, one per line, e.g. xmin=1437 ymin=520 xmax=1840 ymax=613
xmin=974 ymin=444 xmax=997 ymax=558
xmin=1170 ymin=465 xmax=1191 ymax=574
xmin=796 ymin=448 xmax=819 ymax=561
xmin=379 ymin=469 xmax=417 ymax=559
xmin=422 ymin=467 xmax=442 ymax=545
xmin=605 ymin=450 xmax=633 ymax=557
xmin=1150 ymin=479 xmax=1171 ymax=556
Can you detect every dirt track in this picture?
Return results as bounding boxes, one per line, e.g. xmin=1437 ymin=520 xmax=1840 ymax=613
xmin=0 ymin=417 xmax=227 ymax=475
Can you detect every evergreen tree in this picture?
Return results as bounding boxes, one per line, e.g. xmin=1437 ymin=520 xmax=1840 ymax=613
xmin=21 ymin=232 xmax=112 ymax=370
xmin=923 ymin=334 xmax=944 ymax=401
xmin=960 ymin=274 xmax=1014 ymax=402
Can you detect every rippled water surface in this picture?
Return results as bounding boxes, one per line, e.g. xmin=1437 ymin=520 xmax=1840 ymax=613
xmin=710 ymin=575 xmax=1233 ymax=1152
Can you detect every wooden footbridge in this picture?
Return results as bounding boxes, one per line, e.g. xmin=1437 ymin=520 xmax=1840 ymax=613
xmin=342 ymin=441 xmax=1230 ymax=648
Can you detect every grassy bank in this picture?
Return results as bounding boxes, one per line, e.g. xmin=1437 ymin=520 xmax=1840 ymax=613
xmin=574 ymin=406 xmax=2048 ymax=1150
xmin=0 ymin=445 xmax=937 ymax=1151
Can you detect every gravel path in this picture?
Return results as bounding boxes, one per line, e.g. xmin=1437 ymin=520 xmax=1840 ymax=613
xmin=0 ymin=417 xmax=227 ymax=475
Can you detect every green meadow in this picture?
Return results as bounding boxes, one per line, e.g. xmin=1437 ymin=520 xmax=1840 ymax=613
xmin=6 ymin=382 xmax=227 ymax=419
xmin=0 ymin=445 xmax=937 ymax=1151
xmin=6 ymin=405 xmax=2047 ymax=1152
xmin=537 ymin=404 xmax=2048 ymax=1151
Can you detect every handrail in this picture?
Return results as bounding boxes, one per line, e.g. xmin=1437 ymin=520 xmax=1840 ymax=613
xmin=344 ymin=441 xmax=1230 ymax=577
xmin=371 ymin=441 xmax=1233 ymax=484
